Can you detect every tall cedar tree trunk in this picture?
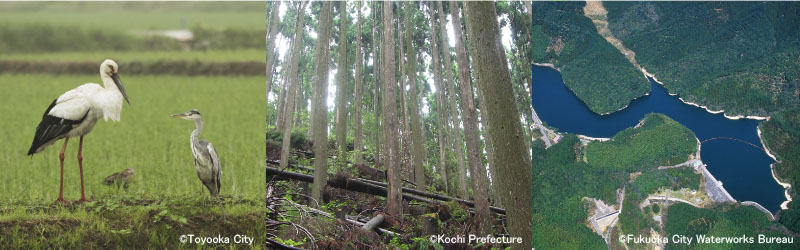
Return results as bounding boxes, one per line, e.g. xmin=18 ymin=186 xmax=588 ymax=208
xmin=279 ymin=1 xmax=307 ymax=170
xmin=335 ymin=1 xmax=349 ymax=170
xmin=429 ymin=1 xmax=448 ymax=194
xmin=353 ymin=1 xmax=364 ymax=166
xmin=508 ymin=7 xmax=536 ymax=151
xmin=405 ymin=2 xmax=426 ymax=191
xmin=294 ymin=82 xmax=304 ymax=127
xmin=371 ymin=1 xmax=382 ymax=166
xmin=398 ymin=18 xmax=411 ymax=181
xmin=266 ymin=1 xmax=281 ymax=120
xmin=464 ymin=2 xmax=533 ymax=248
xmin=381 ymin=1 xmax=403 ymax=219
xmin=449 ymin=1 xmax=491 ymax=235
xmin=276 ymin=45 xmax=292 ymax=130
xmin=477 ymin=80 xmax=500 ymax=207
xmin=438 ymin=1 xmax=468 ymax=199
xmin=312 ymin=1 xmax=333 ymax=203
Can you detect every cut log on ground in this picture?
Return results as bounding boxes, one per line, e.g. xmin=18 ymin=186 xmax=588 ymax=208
xmin=265 ymin=165 xmax=506 ymax=215
xmin=268 ymin=159 xmax=502 ymax=214
xmin=300 ymin=204 xmax=400 ymax=237
xmin=362 ymin=214 xmax=385 ymax=231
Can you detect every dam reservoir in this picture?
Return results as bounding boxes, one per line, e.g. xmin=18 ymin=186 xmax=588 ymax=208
xmin=531 ymin=65 xmax=784 ymax=213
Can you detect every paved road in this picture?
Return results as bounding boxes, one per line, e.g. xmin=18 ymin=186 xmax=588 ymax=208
xmin=530 ymin=108 xmax=553 ymax=147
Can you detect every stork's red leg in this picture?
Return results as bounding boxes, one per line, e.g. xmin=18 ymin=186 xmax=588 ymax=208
xmin=56 ymin=137 xmax=70 ymax=204
xmin=77 ymin=136 xmax=90 ymax=203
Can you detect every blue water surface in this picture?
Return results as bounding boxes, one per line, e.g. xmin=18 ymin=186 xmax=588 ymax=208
xmin=531 ymin=65 xmax=784 ymax=213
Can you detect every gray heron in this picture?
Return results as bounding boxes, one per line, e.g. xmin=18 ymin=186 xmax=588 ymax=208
xmin=27 ymin=59 xmax=131 ymax=204
xmin=170 ymin=109 xmax=221 ymax=198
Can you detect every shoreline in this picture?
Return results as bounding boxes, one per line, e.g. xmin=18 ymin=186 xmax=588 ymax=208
xmin=532 ymin=62 xmax=559 ymax=71
xmin=758 ymin=126 xmax=793 ymax=210
xmin=577 ymin=134 xmax=610 ymax=142
xmin=640 ymin=69 xmax=769 ymax=121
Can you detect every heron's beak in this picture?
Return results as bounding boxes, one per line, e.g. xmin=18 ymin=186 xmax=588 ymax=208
xmin=171 ymin=113 xmax=189 ymax=119
xmin=112 ymin=73 xmax=130 ymax=105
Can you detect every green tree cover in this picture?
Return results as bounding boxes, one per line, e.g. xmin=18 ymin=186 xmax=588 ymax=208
xmin=605 ymin=2 xmax=800 ymax=117
xmin=619 ymin=167 xmax=701 ymax=237
xmin=762 ymin=108 xmax=800 ymax=233
xmin=586 ymin=113 xmax=697 ymax=172
xmin=531 ymin=1 xmax=648 ymax=114
xmin=664 ymin=203 xmax=790 ymax=250
xmin=533 ymin=114 xmax=699 ymax=248
xmin=532 ymin=135 xmax=616 ymax=249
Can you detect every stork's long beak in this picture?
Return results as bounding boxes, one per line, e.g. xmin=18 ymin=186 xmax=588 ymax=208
xmin=112 ymin=73 xmax=130 ymax=105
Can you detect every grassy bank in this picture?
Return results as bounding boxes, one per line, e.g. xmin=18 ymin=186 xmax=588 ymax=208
xmin=0 ymin=195 xmax=266 ymax=249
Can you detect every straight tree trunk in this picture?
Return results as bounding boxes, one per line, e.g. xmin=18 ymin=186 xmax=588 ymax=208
xmin=266 ymin=1 xmax=281 ymax=114
xmin=353 ymin=1 xmax=365 ymax=166
xmin=371 ymin=1 xmax=382 ymax=166
xmin=335 ymin=0 xmax=349 ymax=170
xmin=477 ymin=83 xmax=500 ymax=207
xmin=404 ymin=2 xmax=426 ymax=191
xmin=463 ymin=2 xmax=533 ymax=248
xmin=381 ymin=1 xmax=403 ymax=219
xmin=279 ymin=1 xmax=307 ymax=170
xmin=429 ymin=1 xmax=448 ymax=194
xmin=276 ymin=46 xmax=293 ymax=130
xmin=397 ymin=14 xmax=412 ymax=182
xmin=438 ymin=1 xmax=468 ymax=199
xmin=295 ymin=81 xmax=304 ymax=127
xmin=448 ymin=1 xmax=491 ymax=235
xmin=312 ymin=1 xmax=334 ymax=203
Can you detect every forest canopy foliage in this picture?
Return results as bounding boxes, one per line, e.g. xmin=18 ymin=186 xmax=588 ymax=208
xmin=605 ymin=2 xmax=800 ymax=117
xmin=532 ymin=114 xmax=699 ymax=248
xmin=531 ymin=1 xmax=648 ymax=114
xmin=586 ymin=113 xmax=697 ymax=172
xmin=762 ymin=108 xmax=800 ymax=233
xmin=664 ymin=203 xmax=789 ymax=250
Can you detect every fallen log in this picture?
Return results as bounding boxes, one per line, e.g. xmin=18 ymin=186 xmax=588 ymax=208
xmin=301 ymin=204 xmax=400 ymax=237
xmin=268 ymin=159 xmax=416 ymax=186
xmin=267 ymin=160 xmax=504 ymax=214
xmin=346 ymin=217 xmax=399 ymax=237
xmin=362 ymin=214 xmax=385 ymax=231
xmin=265 ymin=166 xmax=505 ymax=215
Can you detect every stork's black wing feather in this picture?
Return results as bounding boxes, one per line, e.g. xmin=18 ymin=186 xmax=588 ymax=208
xmin=27 ymin=99 xmax=89 ymax=155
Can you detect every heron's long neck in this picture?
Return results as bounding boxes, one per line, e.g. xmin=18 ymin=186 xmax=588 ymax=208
xmin=191 ymin=118 xmax=203 ymax=147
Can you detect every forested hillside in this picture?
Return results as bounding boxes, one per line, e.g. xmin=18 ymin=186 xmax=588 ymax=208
xmin=531 ymin=1 xmax=647 ymax=114
xmin=605 ymin=2 xmax=800 ymax=117
xmin=762 ymin=108 xmax=800 ymax=234
xmin=664 ymin=203 xmax=791 ymax=250
xmin=532 ymin=114 xmax=699 ymax=248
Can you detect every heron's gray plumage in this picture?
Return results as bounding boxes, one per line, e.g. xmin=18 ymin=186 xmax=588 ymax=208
xmin=175 ymin=109 xmax=221 ymax=197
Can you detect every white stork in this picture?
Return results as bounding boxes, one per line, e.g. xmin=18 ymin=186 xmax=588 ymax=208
xmin=27 ymin=59 xmax=131 ymax=204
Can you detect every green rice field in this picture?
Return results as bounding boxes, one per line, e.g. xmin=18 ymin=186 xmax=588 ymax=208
xmin=0 ymin=74 xmax=267 ymax=248
xmin=0 ymin=50 xmax=265 ymax=63
xmin=0 ymin=1 xmax=267 ymax=247
xmin=0 ymin=2 xmax=265 ymax=30
xmin=0 ymin=74 xmax=265 ymax=202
